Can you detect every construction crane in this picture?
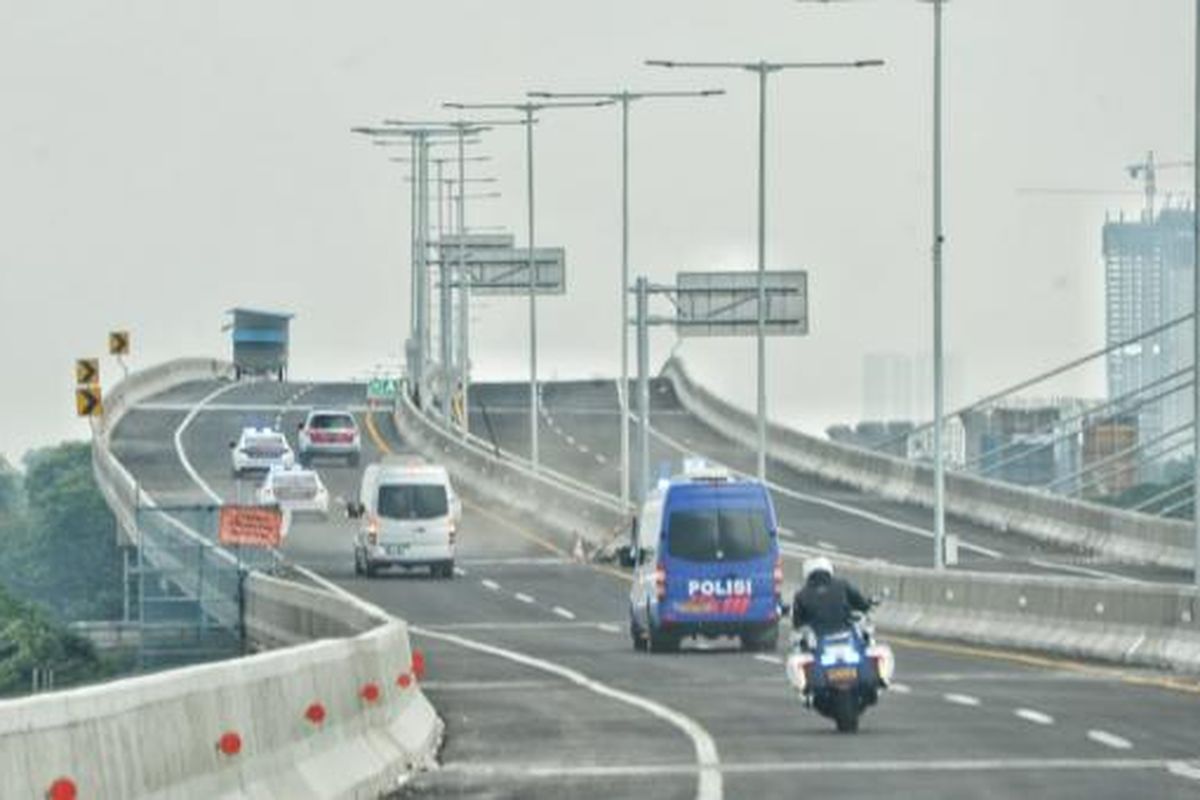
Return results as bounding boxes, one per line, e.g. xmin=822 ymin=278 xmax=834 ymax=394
xmin=1127 ymin=150 xmax=1193 ymax=220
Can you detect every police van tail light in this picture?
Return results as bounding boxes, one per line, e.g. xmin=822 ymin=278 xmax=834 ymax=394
xmin=447 ymin=517 xmax=457 ymax=545
xmin=367 ymin=515 xmax=379 ymax=546
xmin=654 ymin=564 xmax=666 ymax=600
xmin=773 ymin=555 xmax=784 ymax=597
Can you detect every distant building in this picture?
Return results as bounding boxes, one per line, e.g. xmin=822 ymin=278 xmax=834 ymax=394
xmin=1103 ymin=205 xmax=1195 ymax=467
xmin=1081 ymin=416 xmax=1139 ymax=498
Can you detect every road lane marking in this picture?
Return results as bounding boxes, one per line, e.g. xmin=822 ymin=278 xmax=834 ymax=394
xmin=944 ymin=693 xmax=981 ymax=707
xmin=596 ymin=454 xmax=608 ymax=464
xmin=753 ymin=654 xmax=784 ymax=666
xmin=817 ymin=540 xmax=839 ymax=552
xmin=596 ymin=623 xmax=621 ymax=634
xmin=426 ymin=621 xmax=624 ymax=631
xmin=778 ymin=527 xmax=797 ymax=539
xmin=174 ymin=382 xmax=244 ymax=505
xmin=885 ymin=634 xmax=1200 ymax=697
xmin=453 ymin=567 xmax=468 ymax=577
xmin=481 ymin=579 xmax=501 ymax=591
xmin=889 ymin=682 xmax=912 ymax=694
xmin=514 ymin=592 xmax=536 ymax=604
xmin=413 ymin=625 xmax=723 ymax=800
xmin=552 ymin=606 xmax=577 ymax=620
xmin=1088 ymin=730 xmax=1133 ymax=750
xmin=1168 ymin=761 xmax=1200 ymax=782
xmin=1014 ymin=709 xmax=1055 ymax=725
xmin=438 ymin=757 xmax=1180 ymax=780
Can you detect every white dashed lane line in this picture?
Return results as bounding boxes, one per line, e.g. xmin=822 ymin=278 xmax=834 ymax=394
xmin=889 ymin=682 xmax=912 ymax=694
xmin=514 ymin=592 xmax=536 ymax=604
xmin=1014 ymin=709 xmax=1055 ymax=726
xmin=1088 ymin=730 xmax=1133 ymax=750
xmin=596 ymin=454 xmax=607 ymax=465
xmin=944 ymin=693 xmax=982 ymax=707
xmin=454 ymin=567 xmax=468 ymax=577
xmin=481 ymin=579 xmax=501 ymax=591
xmin=817 ymin=541 xmax=839 ymax=552
xmin=552 ymin=606 xmax=577 ymax=620
xmin=596 ymin=623 xmax=620 ymax=634
xmin=753 ymin=654 xmax=784 ymax=666
xmin=1168 ymin=761 xmax=1200 ymax=783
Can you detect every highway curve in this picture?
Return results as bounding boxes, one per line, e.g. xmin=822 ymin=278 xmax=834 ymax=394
xmin=110 ymin=378 xmax=1200 ymax=799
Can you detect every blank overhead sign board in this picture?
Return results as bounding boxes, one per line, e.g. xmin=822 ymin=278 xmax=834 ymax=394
xmin=675 ymin=270 xmax=808 ymax=337
xmin=458 ymin=248 xmax=566 ymax=295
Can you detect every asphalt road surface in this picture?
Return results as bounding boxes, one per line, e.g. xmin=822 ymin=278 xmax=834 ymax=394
xmin=109 ymin=378 xmax=1200 ymax=799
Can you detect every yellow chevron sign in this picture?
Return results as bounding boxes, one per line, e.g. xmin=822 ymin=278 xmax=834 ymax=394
xmin=75 ymin=358 xmax=99 ymax=385
xmin=108 ymin=330 xmax=130 ymax=356
xmin=75 ymin=386 xmax=103 ymax=418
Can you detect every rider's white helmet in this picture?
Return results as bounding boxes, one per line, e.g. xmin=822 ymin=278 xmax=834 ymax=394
xmin=802 ymin=556 xmax=834 ymax=582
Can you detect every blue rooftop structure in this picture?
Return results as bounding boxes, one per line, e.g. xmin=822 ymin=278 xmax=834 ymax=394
xmin=224 ymin=308 xmax=293 ymax=380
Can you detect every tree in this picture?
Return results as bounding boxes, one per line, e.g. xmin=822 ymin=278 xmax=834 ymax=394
xmin=0 ymin=442 xmax=123 ymax=621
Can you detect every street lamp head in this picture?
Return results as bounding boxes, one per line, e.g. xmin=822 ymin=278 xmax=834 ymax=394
xmin=855 ymin=59 xmax=886 ymax=68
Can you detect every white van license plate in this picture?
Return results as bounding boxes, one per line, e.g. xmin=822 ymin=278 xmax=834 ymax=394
xmin=386 ymin=544 xmax=409 ymax=555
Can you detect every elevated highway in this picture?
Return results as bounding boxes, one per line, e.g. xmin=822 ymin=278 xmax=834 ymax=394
xmin=104 ymin=375 xmax=1200 ymax=798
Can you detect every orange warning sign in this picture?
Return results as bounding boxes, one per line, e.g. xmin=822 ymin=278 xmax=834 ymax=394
xmin=218 ymin=505 xmax=283 ymax=548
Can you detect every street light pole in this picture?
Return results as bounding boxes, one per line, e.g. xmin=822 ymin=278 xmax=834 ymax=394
xmin=931 ymin=0 xmax=949 ymax=570
xmin=526 ymin=89 xmax=723 ymax=504
xmin=445 ymin=99 xmax=612 ymax=470
xmin=1194 ymin=0 xmax=1200 ymax=586
xmin=646 ymin=58 xmax=883 ymax=482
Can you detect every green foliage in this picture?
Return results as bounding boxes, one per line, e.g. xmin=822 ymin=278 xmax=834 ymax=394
xmin=0 ymin=582 xmax=113 ymax=697
xmin=0 ymin=442 xmax=123 ymax=621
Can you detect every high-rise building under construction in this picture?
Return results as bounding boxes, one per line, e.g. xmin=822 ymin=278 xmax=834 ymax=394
xmin=1103 ymin=204 xmax=1195 ymax=473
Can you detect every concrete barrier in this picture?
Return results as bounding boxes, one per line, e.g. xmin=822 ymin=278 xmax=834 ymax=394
xmin=663 ymin=356 xmax=1194 ymax=571
xmin=0 ymin=611 xmax=440 ymax=799
xmin=393 ymin=393 xmax=632 ymax=556
xmin=21 ymin=359 xmax=446 ymax=798
xmin=821 ymin=558 xmax=1200 ymax=675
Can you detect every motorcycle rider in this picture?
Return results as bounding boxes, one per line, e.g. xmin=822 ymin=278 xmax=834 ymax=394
xmin=790 ymin=556 xmax=873 ymax=649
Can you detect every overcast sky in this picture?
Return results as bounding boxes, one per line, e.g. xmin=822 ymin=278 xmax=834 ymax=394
xmin=1 ymin=1 xmax=1194 ymax=462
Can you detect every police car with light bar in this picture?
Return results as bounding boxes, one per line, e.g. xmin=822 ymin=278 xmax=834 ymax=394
xmin=230 ymin=428 xmax=295 ymax=477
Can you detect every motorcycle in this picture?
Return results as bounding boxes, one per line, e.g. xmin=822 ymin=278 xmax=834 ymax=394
xmin=784 ymin=609 xmax=895 ymax=733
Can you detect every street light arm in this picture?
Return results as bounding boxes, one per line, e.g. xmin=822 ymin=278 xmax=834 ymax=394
xmin=528 ymin=89 xmax=726 ymax=100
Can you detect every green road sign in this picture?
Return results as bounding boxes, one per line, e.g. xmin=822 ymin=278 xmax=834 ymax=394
xmin=367 ymin=377 xmax=399 ymax=401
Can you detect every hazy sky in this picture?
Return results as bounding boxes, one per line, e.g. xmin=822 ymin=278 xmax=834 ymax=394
xmin=1 ymin=1 xmax=1194 ymax=461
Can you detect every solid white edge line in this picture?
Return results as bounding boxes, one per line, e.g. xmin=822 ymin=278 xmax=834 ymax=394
xmin=1088 ymin=729 xmax=1133 ymax=750
xmin=412 ymin=624 xmax=722 ymax=800
xmin=174 ymin=383 xmax=244 ymax=505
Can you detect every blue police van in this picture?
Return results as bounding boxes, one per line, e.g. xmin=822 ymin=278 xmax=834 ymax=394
xmin=621 ymin=467 xmax=783 ymax=653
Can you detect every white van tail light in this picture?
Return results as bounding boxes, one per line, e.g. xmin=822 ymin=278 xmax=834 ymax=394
xmin=654 ymin=564 xmax=666 ymax=600
xmin=367 ymin=515 xmax=379 ymax=546
xmin=773 ymin=555 xmax=783 ymax=598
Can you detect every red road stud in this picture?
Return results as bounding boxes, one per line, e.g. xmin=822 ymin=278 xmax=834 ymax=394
xmin=304 ymin=702 xmax=327 ymax=725
xmin=411 ymin=649 xmax=426 ymax=680
xmin=397 ymin=672 xmax=413 ymax=689
xmin=217 ymin=731 xmax=243 ymax=756
xmin=46 ymin=777 xmax=77 ymax=800
xmin=360 ymin=682 xmax=381 ymax=703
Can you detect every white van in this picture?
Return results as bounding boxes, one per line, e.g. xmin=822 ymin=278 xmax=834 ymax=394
xmin=350 ymin=457 xmax=461 ymax=579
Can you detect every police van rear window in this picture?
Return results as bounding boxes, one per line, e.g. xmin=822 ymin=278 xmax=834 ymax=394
xmin=666 ymin=509 xmax=771 ymax=562
xmin=378 ymin=484 xmax=448 ymax=520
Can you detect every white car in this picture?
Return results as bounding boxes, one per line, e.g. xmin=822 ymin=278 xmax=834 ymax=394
xmin=297 ymin=409 xmax=362 ymax=466
xmin=231 ymin=428 xmax=294 ymax=477
xmin=257 ymin=464 xmax=330 ymax=515
xmin=349 ymin=458 xmax=462 ymax=579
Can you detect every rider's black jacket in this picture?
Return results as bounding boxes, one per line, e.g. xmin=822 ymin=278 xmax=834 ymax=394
xmin=791 ymin=572 xmax=872 ymax=636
